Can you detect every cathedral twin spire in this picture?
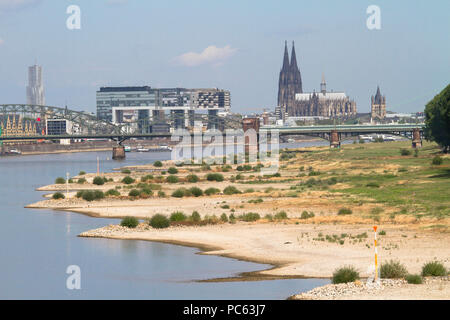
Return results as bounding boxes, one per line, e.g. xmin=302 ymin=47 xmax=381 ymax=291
xmin=278 ymin=41 xmax=303 ymax=108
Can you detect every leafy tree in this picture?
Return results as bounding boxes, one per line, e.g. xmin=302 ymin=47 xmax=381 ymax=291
xmin=424 ymin=84 xmax=450 ymax=152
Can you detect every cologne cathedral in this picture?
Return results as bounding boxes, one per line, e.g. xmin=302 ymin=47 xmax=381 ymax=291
xmin=277 ymin=42 xmax=357 ymax=118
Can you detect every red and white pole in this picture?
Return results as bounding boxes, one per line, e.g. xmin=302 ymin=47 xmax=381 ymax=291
xmin=373 ymin=226 xmax=378 ymax=282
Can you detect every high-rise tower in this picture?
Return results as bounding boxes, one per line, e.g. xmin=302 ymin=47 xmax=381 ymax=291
xmin=371 ymin=86 xmax=386 ymax=120
xmin=26 ymin=65 xmax=45 ymax=105
xmin=277 ymin=41 xmax=302 ymax=113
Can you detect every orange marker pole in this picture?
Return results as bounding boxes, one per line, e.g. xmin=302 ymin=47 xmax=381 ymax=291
xmin=373 ymin=226 xmax=378 ymax=282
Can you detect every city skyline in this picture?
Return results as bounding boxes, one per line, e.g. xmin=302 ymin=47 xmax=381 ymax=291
xmin=0 ymin=0 xmax=449 ymax=114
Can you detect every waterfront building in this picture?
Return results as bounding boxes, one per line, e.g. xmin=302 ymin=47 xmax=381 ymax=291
xmin=0 ymin=115 xmax=38 ymax=144
xmin=277 ymin=42 xmax=357 ymax=118
xmin=26 ymin=65 xmax=45 ymax=105
xmin=371 ymin=86 xmax=387 ymax=120
xmin=96 ymin=86 xmax=231 ymax=131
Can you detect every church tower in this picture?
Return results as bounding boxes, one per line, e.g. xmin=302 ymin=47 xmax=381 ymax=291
xmin=371 ymin=86 xmax=386 ymax=120
xmin=277 ymin=41 xmax=303 ymax=115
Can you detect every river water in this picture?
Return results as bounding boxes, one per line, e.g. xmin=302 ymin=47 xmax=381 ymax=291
xmin=0 ymin=141 xmax=331 ymax=299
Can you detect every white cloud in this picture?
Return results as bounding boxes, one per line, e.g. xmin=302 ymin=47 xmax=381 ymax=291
xmin=174 ymin=45 xmax=237 ymax=67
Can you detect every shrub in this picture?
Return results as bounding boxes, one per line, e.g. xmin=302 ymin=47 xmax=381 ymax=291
xmin=432 ymin=156 xmax=443 ymax=165
xmin=240 ymin=212 xmax=260 ymax=222
xmin=332 ymin=266 xmax=360 ymax=284
xmin=206 ymin=173 xmax=224 ymax=182
xmin=223 ymin=186 xmax=241 ymax=195
xmin=168 ymin=167 xmax=178 ymax=174
xmin=93 ymin=190 xmax=104 ymax=200
xmin=189 ymin=187 xmax=203 ymax=197
xmin=421 ymin=261 xmax=447 ymax=277
xmin=379 ymin=230 xmax=386 ymax=235
xmin=204 ymin=187 xmax=220 ymax=196
xmin=106 ymin=189 xmax=121 ymax=197
xmin=120 ymin=217 xmax=139 ymax=228
xmin=158 ymin=190 xmax=166 ymax=197
xmin=128 ymin=189 xmax=140 ymax=197
xmin=93 ymin=176 xmax=105 ymax=185
xmin=140 ymin=187 xmax=153 ymax=196
xmin=191 ymin=211 xmax=201 ymax=222
xmin=221 ymin=204 xmax=230 ymax=209
xmin=186 ymin=174 xmax=199 ymax=183
xmin=122 ymin=176 xmax=135 ymax=184
xmin=265 ymin=214 xmax=273 ymax=221
xmin=380 ymin=260 xmax=408 ymax=279
xmin=220 ymin=213 xmax=229 ymax=222
xmin=400 ymin=149 xmax=412 ymax=156
xmin=274 ymin=211 xmax=288 ymax=220
xmin=141 ymin=175 xmax=154 ymax=182
xmin=170 ymin=211 xmax=187 ymax=222
xmin=172 ymin=189 xmax=185 ymax=198
xmin=300 ymin=211 xmax=314 ymax=219
xmin=78 ymin=171 xmax=86 ymax=175
xmin=366 ymin=182 xmax=380 ymax=188
xmin=338 ymin=208 xmax=353 ymax=215
xmin=405 ymin=274 xmax=423 ymax=284
xmin=149 ymin=214 xmax=170 ymax=229
xmin=244 ymin=188 xmax=255 ymax=193
xmin=77 ymin=178 xmax=87 ymax=184
xmin=55 ymin=177 xmax=65 ymax=184
xmin=166 ymin=175 xmax=179 ymax=183
xmin=153 ymin=161 xmax=163 ymax=167
xmin=52 ymin=192 xmax=65 ymax=200
xmin=81 ymin=190 xmax=95 ymax=202
xmin=121 ymin=169 xmax=131 ymax=174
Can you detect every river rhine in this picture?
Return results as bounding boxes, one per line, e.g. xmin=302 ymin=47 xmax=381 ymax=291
xmin=0 ymin=141 xmax=331 ymax=299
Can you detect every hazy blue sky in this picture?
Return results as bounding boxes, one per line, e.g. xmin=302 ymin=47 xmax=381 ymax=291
xmin=0 ymin=0 xmax=449 ymax=114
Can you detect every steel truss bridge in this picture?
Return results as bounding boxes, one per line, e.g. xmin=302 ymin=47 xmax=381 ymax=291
xmin=0 ymin=104 xmax=424 ymax=145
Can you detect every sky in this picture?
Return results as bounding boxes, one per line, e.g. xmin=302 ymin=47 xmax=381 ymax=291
xmin=0 ymin=0 xmax=449 ymax=115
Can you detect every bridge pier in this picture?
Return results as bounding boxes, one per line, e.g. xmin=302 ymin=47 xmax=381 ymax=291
xmin=330 ymin=130 xmax=340 ymax=148
xmin=112 ymin=146 xmax=126 ymax=160
xmin=412 ymin=128 xmax=422 ymax=148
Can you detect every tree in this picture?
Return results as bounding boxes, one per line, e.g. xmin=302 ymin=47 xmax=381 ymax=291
xmin=424 ymin=84 xmax=450 ymax=153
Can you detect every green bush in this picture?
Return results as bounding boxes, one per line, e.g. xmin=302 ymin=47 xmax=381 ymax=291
xmin=158 ymin=190 xmax=166 ymax=197
xmin=166 ymin=175 xmax=179 ymax=183
xmin=432 ymin=156 xmax=443 ymax=165
xmin=220 ymin=204 xmax=230 ymax=209
xmin=149 ymin=214 xmax=170 ymax=229
xmin=338 ymin=208 xmax=353 ymax=215
xmin=171 ymin=189 xmax=185 ymax=198
xmin=379 ymin=230 xmax=386 ymax=235
xmin=93 ymin=176 xmax=105 ymax=185
xmin=186 ymin=174 xmax=199 ymax=183
xmin=153 ymin=161 xmax=163 ymax=167
xmin=220 ymin=213 xmax=229 ymax=222
xmin=274 ymin=211 xmax=288 ymax=220
xmin=77 ymin=178 xmax=87 ymax=184
xmin=190 ymin=211 xmax=201 ymax=222
xmin=300 ymin=211 xmax=314 ymax=219
xmin=168 ymin=167 xmax=178 ymax=174
xmin=332 ymin=266 xmax=360 ymax=284
xmin=93 ymin=190 xmax=104 ymax=200
xmin=244 ymin=188 xmax=255 ymax=193
xmin=106 ymin=189 xmax=121 ymax=197
xmin=380 ymin=260 xmax=408 ymax=279
xmin=78 ymin=171 xmax=86 ymax=175
xmin=120 ymin=217 xmax=139 ymax=228
xmin=122 ymin=176 xmax=135 ymax=184
xmin=204 ymin=187 xmax=220 ymax=196
xmin=239 ymin=212 xmax=260 ymax=222
xmin=81 ymin=191 xmax=95 ymax=202
xmin=400 ymin=148 xmax=412 ymax=156
xmin=206 ymin=173 xmax=224 ymax=182
xmin=189 ymin=187 xmax=203 ymax=197
xmin=55 ymin=177 xmax=65 ymax=184
xmin=170 ymin=211 xmax=187 ymax=222
xmin=421 ymin=261 xmax=447 ymax=277
xmin=405 ymin=274 xmax=423 ymax=284
xmin=128 ymin=189 xmax=140 ymax=197
xmin=366 ymin=182 xmax=380 ymax=188
xmin=223 ymin=186 xmax=241 ymax=195
xmin=52 ymin=192 xmax=65 ymax=200
xmin=141 ymin=175 xmax=154 ymax=182
xmin=121 ymin=169 xmax=131 ymax=174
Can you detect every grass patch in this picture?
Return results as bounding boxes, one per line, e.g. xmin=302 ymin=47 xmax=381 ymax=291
xmin=405 ymin=274 xmax=423 ymax=284
xmin=421 ymin=261 xmax=447 ymax=277
xmin=380 ymin=260 xmax=408 ymax=279
xmin=120 ymin=217 xmax=139 ymax=228
xmin=332 ymin=266 xmax=359 ymax=284
xmin=149 ymin=214 xmax=170 ymax=229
